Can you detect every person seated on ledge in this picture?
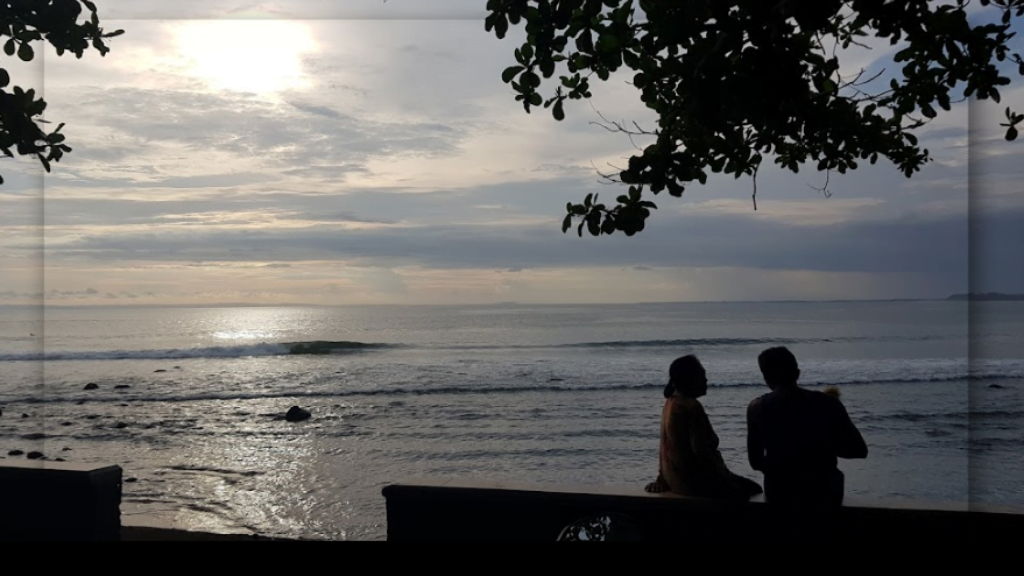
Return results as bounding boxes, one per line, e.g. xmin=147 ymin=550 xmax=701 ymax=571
xmin=746 ymin=346 xmax=868 ymax=507
xmin=645 ymin=355 xmax=763 ymax=500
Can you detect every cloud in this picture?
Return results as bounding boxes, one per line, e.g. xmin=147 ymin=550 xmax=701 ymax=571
xmin=4 ymin=11 xmax=1014 ymax=305
xmin=0 ymin=290 xmax=43 ymax=300
xmin=43 ymin=201 xmax=981 ymax=286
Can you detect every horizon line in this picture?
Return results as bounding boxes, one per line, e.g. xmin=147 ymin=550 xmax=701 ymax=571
xmin=0 ymin=297 xmax=974 ymax=309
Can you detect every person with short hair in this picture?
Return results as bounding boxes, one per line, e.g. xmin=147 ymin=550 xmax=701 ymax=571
xmin=746 ymin=347 xmax=868 ymax=507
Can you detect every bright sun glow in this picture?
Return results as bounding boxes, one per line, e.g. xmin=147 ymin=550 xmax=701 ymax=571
xmin=172 ymin=21 xmax=318 ymax=95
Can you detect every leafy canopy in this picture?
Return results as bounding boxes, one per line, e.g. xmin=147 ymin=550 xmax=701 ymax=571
xmin=0 ymin=0 xmax=123 ymax=185
xmin=485 ymin=0 xmax=1024 ymax=237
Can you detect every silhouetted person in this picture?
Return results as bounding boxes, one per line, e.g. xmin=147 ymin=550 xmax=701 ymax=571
xmin=746 ymin=347 xmax=867 ymax=507
xmin=646 ymin=355 xmax=763 ymax=500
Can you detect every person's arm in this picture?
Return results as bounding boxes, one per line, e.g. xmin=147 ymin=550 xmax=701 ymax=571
xmin=646 ymin=402 xmax=671 ymax=493
xmin=746 ymin=399 xmax=765 ymax=471
xmin=687 ymin=402 xmax=722 ymax=461
xmin=645 ymin=469 xmax=669 ymax=493
xmin=833 ymin=398 xmax=868 ymax=459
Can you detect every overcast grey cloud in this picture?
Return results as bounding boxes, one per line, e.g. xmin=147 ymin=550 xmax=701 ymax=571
xmin=0 ymin=2 xmax=1019 ymax=305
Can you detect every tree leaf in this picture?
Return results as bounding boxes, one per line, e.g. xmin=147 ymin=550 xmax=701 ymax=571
xmin=18 ymin=41 xmax=34 ymax=62
xmin=502 ymin=66 xmax=524 ymax=83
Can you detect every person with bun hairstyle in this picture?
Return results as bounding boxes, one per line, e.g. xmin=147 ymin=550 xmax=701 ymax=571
xmin=645 ymin=355 xmax=763 ymax=500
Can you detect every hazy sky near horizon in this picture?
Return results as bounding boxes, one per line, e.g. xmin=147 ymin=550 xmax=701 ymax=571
xmin=0 ymin=0 xmax=1021 ymax=306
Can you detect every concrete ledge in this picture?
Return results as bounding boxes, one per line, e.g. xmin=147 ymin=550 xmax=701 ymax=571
xmin=382 ymin=478 xmax=1024 ymax=541
xmin=120 ymin=526 xmax=292 ymax=541
xmin=0 ymin=460 xmax=122 ymax=541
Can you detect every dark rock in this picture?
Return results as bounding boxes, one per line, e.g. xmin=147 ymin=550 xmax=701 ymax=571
xmin=989 ymin=384 xmax=1005 ymax=389
xmin=154 ymin=370 xmax=167 ymax=373
xmin=54 ymin=458 xmax=66 ymax=462
xmin=26 ymin=451 xmax=44 ymax=460
xmin=285 ymin=406 xmax=311 ymax=422
xmin=62 ymin=447 xmax=72 ymax=452
xmin=0 ymin=407 xmax=3 ymax=417
xmin=21 ymin=413 xmax=29 ymax=418
xmin=125 ymin=477 xmax=138 ymax=483
xmin=84 ymin=383 xmax=99 ymax=390
xmin=115 ymin=385 xmax=131 ymax=390
xmin=21 ymin=433 xmax=46 ymax=440
xmin=76 ymin=400 xmax=86 ymax=405
xmin=114 ymin=422 xmax=128 ymax=429
xmin=8 ymin=450 xmax=24 ymax=456
xmin=61 ymin=421 xmax=73 ymax=426
xmin=119 ymin=403 xmax=130 ymax=407
xmin=86 ymin=415 xmax=100 ymax=420
xmin=549 ymin=378 xmax=564 ymax=382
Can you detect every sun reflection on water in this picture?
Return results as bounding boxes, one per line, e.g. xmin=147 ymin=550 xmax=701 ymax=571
xmin=212 ymin=330 xmax=278 ymax=341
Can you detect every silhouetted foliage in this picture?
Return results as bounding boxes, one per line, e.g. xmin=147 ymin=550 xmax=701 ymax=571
xmin=485 ymin=0 xmax=1024 ymax=237
xmin=0 ymin=0 xmax=122 ymax=185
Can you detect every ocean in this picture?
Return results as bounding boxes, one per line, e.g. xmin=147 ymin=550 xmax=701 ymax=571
xmin=1 ymin=300 xmax=1021 ymax=540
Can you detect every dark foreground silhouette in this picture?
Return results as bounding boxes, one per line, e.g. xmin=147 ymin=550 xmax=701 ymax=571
xmin=645 ymin=355 xmax=762 ymax=500
xmin=747 ymin=347 xmax=868 ymax=507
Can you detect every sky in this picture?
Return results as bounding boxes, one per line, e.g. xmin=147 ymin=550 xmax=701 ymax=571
xmin=0 ymin=0 xmax=1021 ymax=306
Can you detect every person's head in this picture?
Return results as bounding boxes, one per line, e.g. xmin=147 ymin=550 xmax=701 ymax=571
xmin=666 ymin=354 xmax=708 ymax=398
xmin=757 ymin=346 xmax=800 ymax=390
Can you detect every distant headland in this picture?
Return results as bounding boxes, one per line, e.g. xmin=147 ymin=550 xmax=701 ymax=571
xmin=946 ymin=292 xmax=1024 ymax=301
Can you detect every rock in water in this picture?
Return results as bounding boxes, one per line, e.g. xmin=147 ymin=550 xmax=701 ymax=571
xmin=285 ymin=406 xmax=311 ymax=422
xmin=8 ymin=450 xmax=24 ymax=456
xmin=154 ymin=370 xmax=167 ymax=373
xmin=989 ymin=384 xmax=1005 ymax=389
xmin=84 ymin=383 xmax=99 ymax=390
xmin=114 ymin=422 xmax=128 ymax=429
xmin=26 ymin=451 xmax=44 ymax=460
xmin=115 ymin=385 xmax=131 ymax=390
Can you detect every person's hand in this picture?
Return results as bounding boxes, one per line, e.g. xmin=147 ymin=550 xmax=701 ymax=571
xmin=645 ymin=481 xmax=666 ymax=493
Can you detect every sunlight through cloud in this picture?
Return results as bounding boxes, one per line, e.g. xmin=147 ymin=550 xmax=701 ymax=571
xmin=171 ymin=20 xmax=318 ymax=95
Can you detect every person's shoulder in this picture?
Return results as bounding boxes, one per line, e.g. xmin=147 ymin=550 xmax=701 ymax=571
xmin=809 ymin=389 xmax=846 ymax=411
xmin=747 ymin=393 xmax=768 ymax=411
xmin=675 ymin=395 xmax=701 ymax=409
